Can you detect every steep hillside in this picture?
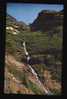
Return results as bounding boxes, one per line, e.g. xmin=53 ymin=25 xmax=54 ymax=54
xmin=4 ymin=54 xmax=61 ymax=94
xmin=30 ymin=10 xmax=63 ymax=33
xmin=5 ymin=10 xmax=63 ymax=95
xmin=4 ymin=55 xmax=45 ymax=94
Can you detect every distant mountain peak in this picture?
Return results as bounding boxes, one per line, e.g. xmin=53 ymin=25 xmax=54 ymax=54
xmin=6 ymin=14 xmax=30 ymax=31
xmin=30 ymin=10 xmax=63 ymax=32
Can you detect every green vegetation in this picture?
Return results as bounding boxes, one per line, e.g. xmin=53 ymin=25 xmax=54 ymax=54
xmin=6 ymin=63 xmax=44 ymax=94
xmin=50 ymin=88 xmax=61 ymax=95
xmin=32 ymin=64 xmax=45 ymax=80
xmin=6 ymin=64 xmax=26 ymax=81
xmin=22 ymin=76 xmax=45 ymax=95
xmin=26 ymin=80 xmax=44 ymax=95
xmin=6 ymin=13 xmax=63 ymax=94
xmin=6 ymin=29 xmax=62 ymax=54
xmin=6 ymin=29 xmax=62 ymax=83
xmin=50 ymin=33 xmax=62 ymax=49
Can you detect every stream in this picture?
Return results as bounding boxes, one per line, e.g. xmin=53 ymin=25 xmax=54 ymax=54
xmin=23 ymin=41 xmax=53 ymax=95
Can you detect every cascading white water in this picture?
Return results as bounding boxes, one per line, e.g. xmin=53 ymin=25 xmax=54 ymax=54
xmin=23 ymin=41 xmax=53 ymax=95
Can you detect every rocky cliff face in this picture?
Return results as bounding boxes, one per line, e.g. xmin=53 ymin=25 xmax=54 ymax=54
xmin=30 ymin=10 xmax=63 ymax=32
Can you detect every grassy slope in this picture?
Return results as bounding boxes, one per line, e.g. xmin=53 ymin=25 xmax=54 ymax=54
xmin=5 ymin=25 xmax=62 ymax=94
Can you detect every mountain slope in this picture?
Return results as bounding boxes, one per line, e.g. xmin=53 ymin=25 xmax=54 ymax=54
xmin=5 ymin=54 xmax=61 ymax=94
xmin=4 ymin=54 xmax=49 ymax=94
xmin=6 ymin=14 xmax=30 ymax=32
xmin=5 ymin=10 xmax=63 ymax=94
xmin=30 ymin=10 xmax=63 ymax=32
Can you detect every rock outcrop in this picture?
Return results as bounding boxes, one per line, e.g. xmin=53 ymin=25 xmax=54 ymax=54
xmin=30 ymin=10 xmax=63 ymax=32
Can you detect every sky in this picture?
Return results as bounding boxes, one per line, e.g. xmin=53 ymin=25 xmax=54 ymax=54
xmin=7 ymin=3 xmax=64 ymax=25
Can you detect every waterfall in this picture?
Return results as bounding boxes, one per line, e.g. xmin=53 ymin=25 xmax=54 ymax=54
xmin=23 ymin=41 xmax=53 ymax=95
